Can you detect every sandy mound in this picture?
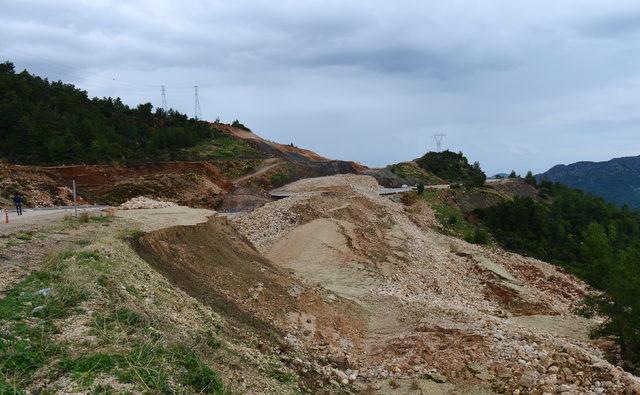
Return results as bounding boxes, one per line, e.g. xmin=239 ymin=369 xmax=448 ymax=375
xmin=272 ymin=174 xmax=380 ymax=195
xmin=231 ymin=174 xmax=640 ymax=393
xmin=134 ymin=217 xmax=367 ymax=362
xmin=120 ymin=196 xmax=178 ymax=210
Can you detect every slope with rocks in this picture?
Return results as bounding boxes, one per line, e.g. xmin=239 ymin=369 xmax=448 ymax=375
xmin=230 ymin=174 xmax=640 ymax=394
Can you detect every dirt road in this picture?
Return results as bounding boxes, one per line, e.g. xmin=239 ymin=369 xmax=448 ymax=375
xmin=232 ymin=158 xmax=282 ymax=185
xmin=0 ymin=206 xmax=107 ymax=236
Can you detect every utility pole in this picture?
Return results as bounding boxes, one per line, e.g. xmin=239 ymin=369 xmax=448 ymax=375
xmin=160 ymin=85 xmax=167 ymax=111
xmin=72 ymin=180 xmax=78 ymax=219
xmin=433 ymin=133 xmax=446 ymax=152
xmin=194 ymin=85 xmax=202 ymax=119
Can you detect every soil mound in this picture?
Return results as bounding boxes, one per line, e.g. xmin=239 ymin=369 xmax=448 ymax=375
xmin=272 ymin=174 xmax=380 ymax=195
xmin=120 ymin=196 xmax=178 ymax=210
xmin=134 ymin=217 xmax=367 ymax=361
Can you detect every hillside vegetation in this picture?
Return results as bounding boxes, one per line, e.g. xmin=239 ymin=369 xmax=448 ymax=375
xmin=0 ymin=61 xmax=229 ymax=164
xmin=477 ymin=181 xmax=640 ymax=371
xmin=415 ymin=150 xmax=486 ymax=187
xmin=539 ymin=155 xmax=640 ymax=209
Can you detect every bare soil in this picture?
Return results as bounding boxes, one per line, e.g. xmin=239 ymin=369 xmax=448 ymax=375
xmin=230 ymin=174 xmax=640 ymax=393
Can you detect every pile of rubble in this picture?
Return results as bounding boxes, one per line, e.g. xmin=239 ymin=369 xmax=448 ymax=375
xmin=231 ymin=174 xmax=640 ymax=393
xmin=119 ymin=196 xmax=178 ymax=210
xmin=272 ymin=173 xmax=380 ymax=196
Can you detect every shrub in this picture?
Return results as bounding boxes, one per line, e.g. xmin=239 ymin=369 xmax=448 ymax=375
xmin=465 ymin=227 xmax=490 ymax=244
xmin=416 ymin=183 xmax=425 ymax=194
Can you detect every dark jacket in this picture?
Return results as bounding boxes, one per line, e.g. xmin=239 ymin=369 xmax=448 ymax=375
xmin=13 ymin=195 xmax=21 ymax=205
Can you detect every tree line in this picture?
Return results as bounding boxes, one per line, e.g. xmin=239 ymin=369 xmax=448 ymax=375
xmin=0 ymin=61 xmax=221 ymax=164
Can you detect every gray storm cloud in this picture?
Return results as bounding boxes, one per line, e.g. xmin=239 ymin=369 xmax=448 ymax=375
xmin=2 ymin=0 xmax=640 ymax=174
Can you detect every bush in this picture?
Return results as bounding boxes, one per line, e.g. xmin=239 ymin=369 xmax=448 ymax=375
xmin=231 ymin=119 xmax=251 ymax=132
xmin=465 ymin=227 xmax=490 ymax=244
xmin=416 ymin=183 xmax=425 ymax=194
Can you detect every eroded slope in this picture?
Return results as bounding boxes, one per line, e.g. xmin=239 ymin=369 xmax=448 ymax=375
xmin=231 ymin=174 xmax=640 ymax=394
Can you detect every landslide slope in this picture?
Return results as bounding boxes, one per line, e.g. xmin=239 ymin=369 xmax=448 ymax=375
xmin=231 ymin=174 xmax=640 ymax=394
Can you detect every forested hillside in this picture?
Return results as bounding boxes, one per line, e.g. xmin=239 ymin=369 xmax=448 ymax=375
xmin=476 ymin=181 xmax=640 ymax=371
xmin=0 ymin=61 xmax=218 ymax=164
xmin=539 ymin=156 xmax=640 ymax=209
xmin=415 ymin=150 xmax=486 ymax=187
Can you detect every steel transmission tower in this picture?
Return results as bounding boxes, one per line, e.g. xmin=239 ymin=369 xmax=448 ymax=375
xmin=433 ymin=133 xmax=446 ymax=152
xmin=194 ymin=85 xmax=202 ymax=119
xmin=160 ymin=85 xmax=167 ymax=111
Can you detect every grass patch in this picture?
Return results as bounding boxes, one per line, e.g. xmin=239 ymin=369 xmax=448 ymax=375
xmin=267 ymin=361 xmax=296 ymax=385
xmin=187 ymin=136 xmax=262 ymax=159
xmin=15 ymin=232 xmax=33 ymax=241
xmin=1 ymin=239 xmax=227 ymax=393
xmin=119 ymin=228 xmax=145 ymax=241
xmin=388 ymin=162 xmax=442 ymax=185
xmin=3 ymin=231 xmax=38 ymax=248
xmin=172 ymin=345 xmax=224 ymax=393
xmin=268 ymin=172 xmax=289 ymax=188
xmin=418 ymin=190 xmax=489 ymax=243
xmin=58 ymin=342 xmax=225 ymax=393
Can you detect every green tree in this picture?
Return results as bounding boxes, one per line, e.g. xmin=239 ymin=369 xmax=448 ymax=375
xmin=0 ymin=61 xmax=220 ymax=164
xmin=524 ymin=170 xmax=537 ymax=186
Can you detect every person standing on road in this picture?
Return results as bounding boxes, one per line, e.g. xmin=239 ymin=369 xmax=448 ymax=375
xmin=13 ymin=193 xmax=23 ymax=215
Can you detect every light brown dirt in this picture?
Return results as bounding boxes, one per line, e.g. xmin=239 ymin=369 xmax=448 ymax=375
xmin=133 ymin=217 xmax=369 ymax=373
xmin=231 ymin=174 xmax=640 ymax=394
xmin=114 ymin=206 xmax=215 ymax=232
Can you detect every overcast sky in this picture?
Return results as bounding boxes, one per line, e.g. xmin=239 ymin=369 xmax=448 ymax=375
xmin=2 ymin=0 xmax=640 ymax=175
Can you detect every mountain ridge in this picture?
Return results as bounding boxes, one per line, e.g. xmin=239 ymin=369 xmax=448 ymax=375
xmin=538 ymin=154 xmax=640 ymax=208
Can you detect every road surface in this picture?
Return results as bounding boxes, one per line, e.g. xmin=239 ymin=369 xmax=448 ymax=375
xmin=0 ymin=205 xmax=107 ymax=236
xmin=270 ymin=184 xmax=450 ymax=198
xmin=232 ymin=158 xmax=282 ymax=185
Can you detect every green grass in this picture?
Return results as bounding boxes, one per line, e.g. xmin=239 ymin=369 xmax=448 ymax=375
xmin=268 ymin=172 xmax=289 ymax=188
xmin=267 ymin=361 xmax=297 ymax=385
xmin=172 ymin=345 xmax=224 ymax=393
xmin=57 ymin=342 xmax=225 ymax=393
xmin=14 ymin=232 xmax=33 ymax=241
xmin=3 ymin=231 xmax=40 ymax=248
xmin=118 ymin=228 xmax=145 ymax=241
xmin=389 ymin=162 xmax=442 ymax=185
xmin=418 ymin=190 xmax=487 ymax=243
xmin=0 ymin=241 xmax=226 ymax=393
xmin=188 ymin=136 xmax=262 ymax=159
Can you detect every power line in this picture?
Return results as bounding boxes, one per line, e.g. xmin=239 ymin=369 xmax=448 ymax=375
xmin=433 ymin=133 xmax=446 ymax=152
xmin=194 ymin=85 xmax=202 ymax=119
xmin=161 ymin=85 xmax=168 ymax=111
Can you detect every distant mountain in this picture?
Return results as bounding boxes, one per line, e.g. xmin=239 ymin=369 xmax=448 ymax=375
xmin=538 ymin=155 xmax=640 ymax=209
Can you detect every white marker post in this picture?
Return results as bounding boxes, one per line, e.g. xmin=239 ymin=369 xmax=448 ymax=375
xmin=72 ymin=180 xmax=78 ymax=219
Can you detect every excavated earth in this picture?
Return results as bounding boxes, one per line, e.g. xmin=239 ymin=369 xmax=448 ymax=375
xmin=223 ymin=174 xmax=640 ymax=394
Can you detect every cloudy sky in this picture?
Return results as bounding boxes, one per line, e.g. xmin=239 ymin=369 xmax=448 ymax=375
xmin=2 ymin=0 xmax=640 ymax=175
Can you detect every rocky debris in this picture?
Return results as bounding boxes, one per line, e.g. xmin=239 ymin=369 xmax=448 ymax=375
xmin=35 ymin=287 xmax=52 ymax=297
xmin=32 ymin=305 xmax=45 ymax=314
xmin=271 ymin=174 xmax=380 ymax=196
xmin=229 ymin=174 xmax=640 ymax=393
xmin=119 ymin=196 xmax=178 ymax=210
xmin=426 ymin=370 xmax=448 ymax=383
